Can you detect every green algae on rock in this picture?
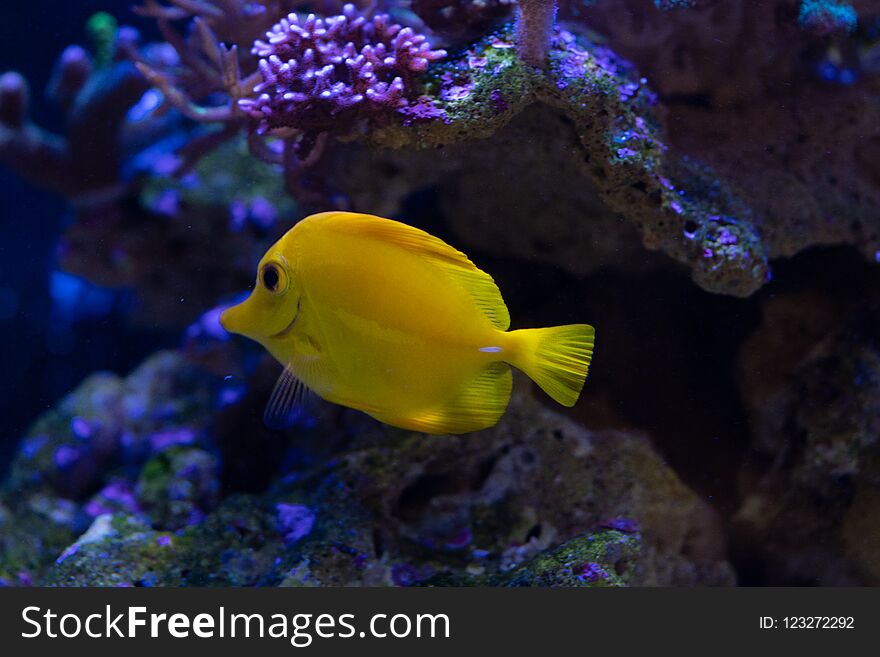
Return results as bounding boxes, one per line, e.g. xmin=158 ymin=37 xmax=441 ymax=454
xmin=136 ymin=447 xmax=220 ymax=530
xmin=491 ymin=529 xmax=641 ymax=586
xmin=45 ymin=498 xmax=282 ymax=587
xmin=251 ymin=381 xmax=735 ymax=587
xmin=0 ymin=350 xmax=228 ymax=584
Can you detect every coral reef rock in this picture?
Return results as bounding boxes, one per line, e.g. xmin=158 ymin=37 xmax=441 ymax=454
xmin=335 ymin=25 xmax=769 ymax=296
xmin=1 ymin=349 xmax=734 ymax=586
xmin=581 ymin=0 xmax=880 ymax=272
xmin=734 ymin=289 xmax=880 ymax=584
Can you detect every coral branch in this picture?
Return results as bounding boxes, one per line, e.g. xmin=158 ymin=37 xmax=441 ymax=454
xmin=0 ymin=73 xmax=72 ymax=193
xmin=134 ymin=60 xmax=235 ymax=122
xmin=0 ymin=72 xmax=28 ymax=128
xmin=515 ymin=0 xmax=558 ymax=68
xmin=47 ymin=46 xmax=93 ymax=109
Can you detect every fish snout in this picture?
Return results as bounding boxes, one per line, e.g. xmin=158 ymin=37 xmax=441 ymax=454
xmin=219 ymin=301 xmax=248 ymax=336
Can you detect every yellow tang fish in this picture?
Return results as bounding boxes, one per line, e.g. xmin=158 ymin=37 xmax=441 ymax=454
xmin=220 ymin=212 xmax=595 ymax=434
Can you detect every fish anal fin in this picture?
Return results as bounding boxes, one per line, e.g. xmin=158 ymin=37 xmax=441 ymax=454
xmin=376 ymin=362 xmax=512 ymax=435
xmin=264 ymin=363 xmax=312 ymax=430
xmin=313 ymin=212 xmax=510 ymax=330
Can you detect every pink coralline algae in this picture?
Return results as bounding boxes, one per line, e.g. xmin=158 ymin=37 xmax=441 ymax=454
xmin=238 ymin=4 xmax=447 ymax=155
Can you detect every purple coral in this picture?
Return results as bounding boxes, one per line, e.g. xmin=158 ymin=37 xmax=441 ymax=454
xmin=276 ymin=503 xmax=316 ymax=546
xmin=238 ymin=4 xmax=446 ymax=155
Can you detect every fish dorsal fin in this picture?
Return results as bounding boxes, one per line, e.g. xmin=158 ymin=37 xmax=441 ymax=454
xmin=314 ymin=212 xmax=510 ymax=330
xmin=264 ymin=363 xmax=312 ymax=430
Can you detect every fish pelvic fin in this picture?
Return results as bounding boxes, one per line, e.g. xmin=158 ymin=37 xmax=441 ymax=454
xmin=510 ymin=324 xmax=595 ymax=407
xmin=264 ymin=362 xmax=313 ymax=430
xmin=311 ymin=212 xmax=510 ymax=329
xmin=376 ymin=362 xmax=513 ymax=435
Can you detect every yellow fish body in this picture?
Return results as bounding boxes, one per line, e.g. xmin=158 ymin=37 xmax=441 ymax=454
xmin=220 ymin=212 xmax=595 ymax=434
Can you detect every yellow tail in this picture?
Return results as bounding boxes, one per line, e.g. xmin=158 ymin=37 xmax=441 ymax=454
xmin=510 ymin=324 xmax=595 ymax=407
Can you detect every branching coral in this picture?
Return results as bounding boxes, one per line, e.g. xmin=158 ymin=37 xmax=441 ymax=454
xmin=238 ymin=3 xmax=447 ymax=158
xmin=0 ymin=39 xmax=149 ymax=202
xmin=0 ymin=7 xmax=300 ymax=325
xmin=131 ymin=1 xmax=446 ymax=198
xmin=129 ymin=0 xmax=268 ymax=170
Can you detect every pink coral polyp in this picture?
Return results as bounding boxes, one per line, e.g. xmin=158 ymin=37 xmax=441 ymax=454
xmin=238 ymin=4 xmax=446 ymax=141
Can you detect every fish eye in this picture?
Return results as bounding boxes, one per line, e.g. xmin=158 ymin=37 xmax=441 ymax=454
xmin=260 ymin=262 xmax=285 ymax=293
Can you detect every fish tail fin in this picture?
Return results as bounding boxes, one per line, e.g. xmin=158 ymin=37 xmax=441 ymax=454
xmin=510 ymin=324 xmax=595 ymax=407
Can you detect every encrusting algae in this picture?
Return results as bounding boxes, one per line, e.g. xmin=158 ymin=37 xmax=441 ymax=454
xmin=220 ymin=212 xmax=595 ymax=434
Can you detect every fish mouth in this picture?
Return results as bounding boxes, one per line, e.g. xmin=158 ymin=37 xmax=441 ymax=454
xmin=270 ymin=298 xmax=301 ymax=339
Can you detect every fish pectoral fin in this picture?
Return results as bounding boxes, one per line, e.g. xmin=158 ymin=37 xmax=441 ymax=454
xmin=264 ymin=363 xmax=313 ymax=430
xmin=317 ymin=212 xmax=510 ymax=329
xmin=379 ymin=362 xmax=513 ymax=435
